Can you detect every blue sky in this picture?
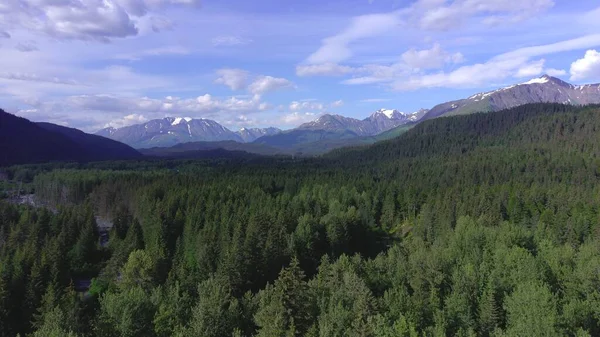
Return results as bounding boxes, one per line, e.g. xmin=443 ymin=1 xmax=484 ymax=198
xmin=1 ymin=0 xmax=600 ymax=132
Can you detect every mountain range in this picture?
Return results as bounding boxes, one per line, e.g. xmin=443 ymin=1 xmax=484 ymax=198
xmin=96 ymin=117 xmax=282 ymax=148
xmin=0 ymin=109 xmax=141 ymax=166
xmin=3 ymin=75 xmax=600 ymax=165
xmin=96 ymin=109 xmax=427 ymax=150
xmin=422 ymin=75 xmax=600 ymax=120
xmin=95 ymin=75 xmax=600 ymax=155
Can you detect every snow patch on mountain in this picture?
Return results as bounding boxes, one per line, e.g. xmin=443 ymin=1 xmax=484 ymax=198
xmin=522 ymin=76 xmax=550 ymax=85
xmin=171 ymin=117 xmax=193 ymax=126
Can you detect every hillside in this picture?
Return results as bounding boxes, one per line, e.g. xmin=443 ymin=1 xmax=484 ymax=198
xmin=0 ymin=110 xmax=141 ymax=166
xmin=422 ymin=75 xmax=600 ymax=120
xmin=140 ymin=140 xmax=283 ymax=157
xmin=4 ymin=103 xmax=600 ymax=336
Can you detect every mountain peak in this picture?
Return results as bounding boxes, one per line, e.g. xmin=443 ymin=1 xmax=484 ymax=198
xmin=521 ymin=75 xmax=572 ymax=87
xmin=171 ymin=117 xmax=193 ymax=126
xmin=369 ymin=109 xmax=407 ymax=120
xmin=521 ymin=76 xmax=551 ymax=85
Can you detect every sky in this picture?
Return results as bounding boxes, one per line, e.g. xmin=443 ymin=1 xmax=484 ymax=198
xmin=1 ymin=0 xmax=600 ymax=132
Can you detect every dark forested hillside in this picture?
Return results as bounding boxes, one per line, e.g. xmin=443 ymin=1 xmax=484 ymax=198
xmin=0 ymin=110 xmax=141 ymax=166
xmin=1 ymin=103 xmax=600 ymax=336
xmin=37 ymin=123 xmax=142 ymax=161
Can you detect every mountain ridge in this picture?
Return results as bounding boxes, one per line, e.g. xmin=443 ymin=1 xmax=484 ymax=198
xmin=0 ymin=110 xmax=141 ymax=166
xmin=421 ymin=75 xmax=600 ymax=120
xmin=92 ymin=75 xmax=600 ymax=153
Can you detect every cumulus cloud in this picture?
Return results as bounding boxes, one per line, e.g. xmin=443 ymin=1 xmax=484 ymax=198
xmin=0 ymin=72 xmax=79 ymax=86
xmin=108 ymin=113 xmax=149 ymax=128
xmin=18 ymin=92 xmax=272 ymax=132
xmin=306 ymin=12 xmax=401 ymax=65
xmin=114 ymin=46 xmax=190 ymax=61
xmin=570 ymin=49 xmax=600 ymax=81
xmin=339 ymin=54 xmax=431 ymax=85
xmin=149 ymin=16 xmax=174 ymax=32
xmin=546 ymin=68 xmax=566 ymax=76
xmin=0 ymin=31 xmax=10 ymax=39
xmin=401 ymin=43 xmax=464 ymax=70
xmin=302 ymin=0 xmax=554 ymax=68
xmin=414 ymin=0 xmax=555 ymax=30
xmin=215 ymin=68 xmax=249 ymax=91
xmin=280 ymin=111 xmax=319 ymax=127
xmin=16 ymin=42 xmax=38 ymax=52
xmin=339 ymin=34 xmax=600 ymax=91
xmin=215 ymin=70 xmax=294 ymax=95
xmin=288 ymin=99 xmax=343 ymax=112
xmin=305 ymin=44 xmax=462 ymax=84
xmin=248 ymin=76 xmax=294 ymax=95
xmin=0 ymin=0 xmax=202 ymax=42
xmin=296 ymin=63 xmax=355 ymax=77
xmin=330 ymin=100 xmax=344 ymax=107
xmin=514 ymin=59 xmax=545 ymax=78
xmin=359 ymin=98 xmax=392 ymax=103
xmin=289 ymin=101 xmax=325 ymax=111
xmin=212 ymin=35 xmax=253 ymax=47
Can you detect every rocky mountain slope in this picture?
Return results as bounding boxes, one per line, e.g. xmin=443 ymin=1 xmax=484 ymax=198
xmin=237 ymin=127 xmax=282 ymax=142
xmin=296 ymin=109 xmax=426 ymax=137
xmin=96 ymin=117 xmax=244 ymax=148
xmin=422 ymin=75 xmax=600 ymax=120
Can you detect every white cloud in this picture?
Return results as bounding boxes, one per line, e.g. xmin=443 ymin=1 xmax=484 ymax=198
xmin=288 ymin=99 xmax=342 ymax=112
xmin=215 ymin=68 xmax=249 ymax=91
xmin=0 ymin=0 xmax=202 ymax=42
xmin=149 ymin=16 xmax=174 ymax=32
xmin=289 ymin=101 xmax=325 ymax=111
xmin=36 ymin=1 xmax=138 ymax=41
xmin=296 ymin=63 xmax=355 ymax=77
xmin=113 ymin=46 xmax=190 ymax=61
xmin=495 ymin=34 xmax=600 ymax=61
xmin=17 ymin=92 xmax=272 ymax=132
xmin=401 ymin=43 xmax=464 ymax=70
xmin=546 ymin=68 xmax=566 ymax=76
xmin=212 ymin=35 xmax=253 ymax=47
xmin=390 ymin=57 xmax=525 ymax=90
xmin=107 ymin=113 xmax=149 ymax=129
xmin=307 ymin=44 xmax=462 ymax=84
xmin=302 ymin=0 xmax=554 ymax=68
xmin=0 ymin=72 xmax=79 ymax=86
xmin=514 ymin=59 xmax=545 ymax=78
xmin=359 ymin=98 xmax=392 ymax=103
xmin=415 ymin=0 xmax=555 ymax=30
xmin=570 ymin=49 xmax=600 ymax=81
xmin=248 ymin=76 xmax=294 ymax=95
xmin=0 ymin=31 xmax=9 ymax=39
xmin=215 ymin=69 xmax=294 ymax=95
xmin=280 ymin=111 xmax=319 ymax=127
xmin=306 ymin=12 xmax=401 ymax=64
xmin=16 ymin=41 xmax=38 ymax=52
xmin=338 ymin=35 xmax=600 ymax=91
xmin=330 ymin=99 xmax=344 ymax=107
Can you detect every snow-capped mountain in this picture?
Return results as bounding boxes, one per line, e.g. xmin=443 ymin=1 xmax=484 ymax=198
xmin=364 ymin=108 xmax=428 ymax=132
xmin=296 ymin=109 xmax=427 ymax=137
xmin=297 ymin=114 xmax=373 ymax=136
xmin=237 ymin=127 xmax=282 ymax=142
xmin=422 ymin=75 xmax=600 ymax=121
xmin=96 ymin=117 xmax=243 ymax=148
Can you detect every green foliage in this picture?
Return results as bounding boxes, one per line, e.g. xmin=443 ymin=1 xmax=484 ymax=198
xmin=503 ymin=281 xmax=558 ymax=336
xmin=120 ymin=250 xmax=155 ymax=290
xmin=183 ymin=276 xmax=240 ymax=337
xmin=31 ymin=306 xmax=78 ymax=337
xmin=1 ymin=103 xmax=600 ymax=336
xmin=97 ymin=286 xmax=156 ymax=337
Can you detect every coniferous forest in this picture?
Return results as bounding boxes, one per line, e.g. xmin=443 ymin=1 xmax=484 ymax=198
xmin=2 ymin=103 xmax=600 ymax=337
